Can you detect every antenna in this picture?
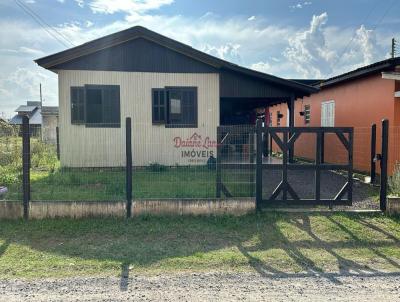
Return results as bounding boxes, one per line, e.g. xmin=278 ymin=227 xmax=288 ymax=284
xmin=392 ymin=38 xmax=397 ymax=58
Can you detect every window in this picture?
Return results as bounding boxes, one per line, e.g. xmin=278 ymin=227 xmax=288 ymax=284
xmin=277 ymin=111 xmax=281 ymax=126
xmin=304 ymin=104 xmax=311 ymax=125
xmin=321 ymin=100 xmax=335 ymax=127
xmin=152 ymin=87 xmax=197 ymax=128
xmin=71 ymin=85 xmax=120 ymax=128
xmin=269 ymin=112 xmax=272 ymax=127
xmin=71 ymin=87 xmax=85 ymax=124
xmin=152 ymin=89 xmax=166 ymax=124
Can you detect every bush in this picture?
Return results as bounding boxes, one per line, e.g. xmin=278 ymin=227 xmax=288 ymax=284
xmin=148 ymin=162 xmax=167 ymax=172
xmin=388 ymin=163 xmax=400 ymax=196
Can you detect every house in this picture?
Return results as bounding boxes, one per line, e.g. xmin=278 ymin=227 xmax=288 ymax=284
xmin=41 ymin=106 xmax=59 ymax=144
xmin=9 ymin=101 xmax=42 ymax=137
xmin=269 ymin=57 xmax=400 ymax=174
xmin=9 ymin=101 xmax=59 ymax=143
xmin=35 ymin=26 xmax=316 ymax=167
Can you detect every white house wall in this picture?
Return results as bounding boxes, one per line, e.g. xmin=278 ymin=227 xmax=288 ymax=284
xmin=58 ymin=70 xmax=219 ymax=167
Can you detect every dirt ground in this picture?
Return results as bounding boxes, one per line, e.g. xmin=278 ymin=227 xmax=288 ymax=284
xmin=1 ymin=272 xmax=399 ymax=301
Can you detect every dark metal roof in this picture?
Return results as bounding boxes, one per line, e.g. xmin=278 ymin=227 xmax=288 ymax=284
xmin=290 ymin=79 xmax=322 ymax=86
xmin=318 ymin=57 xmax=400 ymax=88
xmin=41 ymin=106 xmax=59 ymax=116
xmin=10 ymin=108 xmax=42 ymax=125
xmin=35 ymin=26 xmax=317 ymax=96
xmin=15 ymin=105 xmax=38 ymax=113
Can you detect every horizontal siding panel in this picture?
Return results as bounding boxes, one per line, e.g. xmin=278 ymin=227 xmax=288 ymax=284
xmin=58 ymin=70 xmax=219 ymax=167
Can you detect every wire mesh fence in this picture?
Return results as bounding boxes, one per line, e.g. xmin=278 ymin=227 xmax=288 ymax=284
xmin=0 ymin=123 xmax=22 ymax=201
xmin=0 ymin=118 xmax=394 ymax=205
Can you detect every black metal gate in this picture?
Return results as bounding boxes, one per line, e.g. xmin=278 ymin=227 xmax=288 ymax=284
xmin=256 ymin=120 xmax=353 ymax=208
xmin=216 ymin=121 xmax=354 ymax=209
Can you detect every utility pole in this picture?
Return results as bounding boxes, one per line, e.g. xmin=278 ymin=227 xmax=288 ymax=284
xmin=392 ymin=38 xmax=397 ymax=59
xmin=39 ymin=83 xmax=43 ymax=108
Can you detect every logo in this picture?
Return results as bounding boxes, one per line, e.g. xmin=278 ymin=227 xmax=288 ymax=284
xmin=173 ymin=132 xmax=217 ymax=149
xmin=173 ymin=133 xmax=217 ymax=163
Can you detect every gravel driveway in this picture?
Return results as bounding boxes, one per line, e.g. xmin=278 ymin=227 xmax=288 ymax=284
xmin=1 ymin=272 xmax=399 ymax=302
xmin=262 ymin=169 xmax=379 ymax=209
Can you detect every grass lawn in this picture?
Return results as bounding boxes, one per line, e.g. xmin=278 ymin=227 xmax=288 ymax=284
xmin=0 ymin=212 xmax=399 ymax=279
xmin=1 ymin=135 xmax=254 ymax=200
xmin=3 ymin=166 xmax=254 ymax=200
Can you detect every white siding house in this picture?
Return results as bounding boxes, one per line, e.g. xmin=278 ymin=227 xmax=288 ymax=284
xmin=35 ymin=26 xmax=316 ymax=168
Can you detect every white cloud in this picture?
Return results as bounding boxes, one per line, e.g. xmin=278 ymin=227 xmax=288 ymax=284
xmin=290 ymin=1 xmax=312 ymax=10
xmin=88 ymin=0 xmax=174 ymax=15
xmin=75 ymin=0 xmax=84 ymax=8
xmin=202 ymin=43 xmax=242 ymax=63
xmin=248 ymin=16 xmax=256 ymax=21
xmin=284 ymin=12 xmax=336 ymax=77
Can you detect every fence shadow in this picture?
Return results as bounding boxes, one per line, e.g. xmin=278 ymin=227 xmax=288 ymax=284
xmin=0 ymin=213 xmax=399 ymax=284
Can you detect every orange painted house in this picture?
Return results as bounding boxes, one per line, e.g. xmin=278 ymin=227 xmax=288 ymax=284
xmin=269 ymin=57 xmax=400 ymax=175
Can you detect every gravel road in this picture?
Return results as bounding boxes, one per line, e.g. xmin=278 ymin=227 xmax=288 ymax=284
xmin=1 ymin=272 xmax=399 ymax=301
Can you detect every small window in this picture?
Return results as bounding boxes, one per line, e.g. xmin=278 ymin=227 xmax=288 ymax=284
xmin=304 ymin=104 xmax=311 ymax=125
xmin=269 ymin=112 xmax=272 ymax=127
xmin=277 ymin=111 xmax=281 ymax=126
xmin=321 ymin=100 xmax=335 ymax=127
xmin=152 ymin=89 xmax=166 ymax=124
xmin=71 ymin=87 xmax=85 ymax=124
xmin=85 ymin=85 xmax=120 ymax=128
xmin=152 ymin=87 xmax=197 ymax=128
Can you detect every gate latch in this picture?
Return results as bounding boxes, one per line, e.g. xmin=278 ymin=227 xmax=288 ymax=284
xmin=374 ymin=154 xmax=382 ymax=162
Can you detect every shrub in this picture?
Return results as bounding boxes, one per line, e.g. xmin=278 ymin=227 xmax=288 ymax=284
xmin=148 ymin=162 xmax=167 ymax=172
xmin=388 ymin=162 xmax=400 ymax=196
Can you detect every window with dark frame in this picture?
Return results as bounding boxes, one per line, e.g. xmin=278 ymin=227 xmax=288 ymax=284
xmin=152 ymin=89 xmax=166 ymax=124
xmin=70 ymin=85 xmax=121 ymax=128
xmin=277 ymin=111 xmax=281 ymax=126
xmin=71 ymin=87 xmax=85 ymax=124
xmin=304 ymin=104 xmax=311 ymax=125
xmin=152 ymin=87 xmax=197 ymax=128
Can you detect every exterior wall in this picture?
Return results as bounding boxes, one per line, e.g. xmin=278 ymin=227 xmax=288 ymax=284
xmin=41 ymin=115 xmax=58 ymax=144
xmin=58 ymin=70 xmax=219 ymax=167
xmin=269 ymin=74 xmax=396 ymax=174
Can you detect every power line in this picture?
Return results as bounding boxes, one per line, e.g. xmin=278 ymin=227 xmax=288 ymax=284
xmin=327 ymin=0 xmax=397 ymax=77
xmin=326 ymin=0 xmax=380 ymax=77
xmin=14 ymin=0 xmax=75 ymax=48
xmin=21 ymin=0 xmax=75 ymax=46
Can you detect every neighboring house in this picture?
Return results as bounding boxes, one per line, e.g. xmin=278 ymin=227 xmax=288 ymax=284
xmin=9 ymin=101 xmax=59 ymax=143
xmin=9 ymin=101 xmax=42 ymax=137
xmin=41 ymin=106 xmax=59 ymax=144
xmin=269 ymin=57 xmax=400 ymax=174
xmin=35 ymin=26 xmax=316 ymax=168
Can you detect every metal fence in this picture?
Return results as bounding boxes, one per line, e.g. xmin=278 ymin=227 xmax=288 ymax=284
xmin=0 ymin=116 xmax=392 ymax=215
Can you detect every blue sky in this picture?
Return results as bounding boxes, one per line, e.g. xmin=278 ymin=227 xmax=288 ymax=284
xmin=0 ymin=0 xmax=399 ymax=117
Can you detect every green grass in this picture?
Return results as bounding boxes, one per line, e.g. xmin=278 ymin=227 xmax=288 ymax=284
xmin=1 ymin=136 xmax=253 ymax=201
xmin=24 ymin=166 xmax=252 ymax=200
xmin=0 ymin=212 xmax=399 ymax=279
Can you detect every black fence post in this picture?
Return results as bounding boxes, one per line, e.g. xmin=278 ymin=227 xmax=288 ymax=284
xmin=216 ymin=127 xmax=222 ymax=198
xmin=380 ymin=119 xmax=389 ymax=212
xmin=321 ymin=132 xmax=325 ymax=164
xmin=370 ymin=123 xmax=376 ymax=184
xmin=125 ymin=117 xmax=133 ymax=218
xmin=56 ymin=126 xmax=60 ymax=160
xmin=256 ymin=119 xmax=263 ymax=211
xmin=22 ymin=115 xmax=30 ymax=220
xmin=269 ymin=133 xmax=273 ymax=156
